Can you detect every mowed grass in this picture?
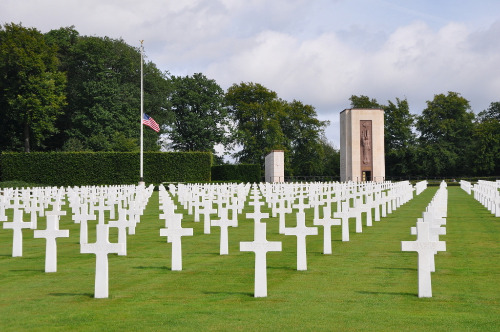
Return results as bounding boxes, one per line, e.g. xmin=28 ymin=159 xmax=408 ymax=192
xmin=0 ymin=186 xmax=499 ymax=331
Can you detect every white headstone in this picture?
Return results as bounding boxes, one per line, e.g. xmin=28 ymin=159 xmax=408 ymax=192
xmin=401 ymin=221 xmax=446 ymax=298
xmin=160 ymin=213 xmax=193 ymax=271
xmin=3 ymin=209 xmax=32 ymax=257
xmin=33 ymin=208 xmax=69 ymax=272
xmin=81 ymin=223 xmax=125 ymax=298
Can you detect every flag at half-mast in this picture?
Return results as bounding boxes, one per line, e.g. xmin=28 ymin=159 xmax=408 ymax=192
xmin=142 ymin=113 xmax=160 ymax=132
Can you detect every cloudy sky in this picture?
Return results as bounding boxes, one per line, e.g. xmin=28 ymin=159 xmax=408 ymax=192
xmin=2 ymin=0 xmax=500 ymax=147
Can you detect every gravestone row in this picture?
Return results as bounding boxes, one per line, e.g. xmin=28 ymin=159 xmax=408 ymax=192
xmin=469 ymin=180 xmax=500 ymax=217
xmin=402 ymin=181 xmax=447 ymax=298
xmin=2 ymin=180 xmax=421 ymax=298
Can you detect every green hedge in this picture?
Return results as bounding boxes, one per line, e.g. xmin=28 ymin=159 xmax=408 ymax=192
xmin=0 ymin=152 xmax=212 ymax=186
xmin=211 ymin=164 xmax=261 ymax=183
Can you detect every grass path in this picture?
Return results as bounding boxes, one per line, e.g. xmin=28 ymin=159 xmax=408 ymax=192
xmin=0 ymin=186 xmax=498 ymax=331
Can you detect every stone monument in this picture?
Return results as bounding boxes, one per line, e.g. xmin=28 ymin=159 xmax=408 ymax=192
xmin=265 ymin=150 xmax=284 ymax=183
xmin=340 ymin=108 xmax=385 ymax=182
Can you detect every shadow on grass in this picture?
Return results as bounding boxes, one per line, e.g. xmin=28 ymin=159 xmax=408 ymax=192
xmin=10 ymin=269 xmax=45 ymax=272
xmin=133 ymin=266 xmax=171 ymax=270
xmin=267 ymin=266 xmax=296 ymax=271
xmin=356 ymin=291 xmax=415 ymax=297
xmin=374 ymin=267 xmax=417 ymax=271
xmin=49 ymin=293 xmax=94 ymax=298
xmin=203 ymin=291 xmax=254 ymax=298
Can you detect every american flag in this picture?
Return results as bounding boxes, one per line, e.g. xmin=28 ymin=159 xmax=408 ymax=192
xmin=142 ymin=113 xmax=160 ymax=132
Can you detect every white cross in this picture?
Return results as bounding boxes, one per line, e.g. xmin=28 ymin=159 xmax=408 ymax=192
xmin=273 ymin=199 xmax=292 ymax=234
xmin=240 ymin=221 xmax=282 ymax=297
xmin=333 ymin=201 xmax=351 ymax=242
xmin=160 ymin=213 xmax=193 ymax=271
xmin=284 ymin=197 xmax=318 ymax=271
xmin=73 ymin=203 xmax=96 ymax=244
xmin=33 ymin=209 xmax=69 ymax=272
xmin=211 ymin=208 xmax=237 ymax=255
xmin=401 ymin=221 xmax=446 ymax=298
xmin=109 ymin=208 xmax=135 ymax=256
xmin=3 ymin=209 xmax=32 ymax=257
xmin=314 ymin=205 xmax=341 ymax=255
xmin=81 ymin=223 xmax=125 ymax=298
xmin=199 ymin=199 xmax=216 ymax=234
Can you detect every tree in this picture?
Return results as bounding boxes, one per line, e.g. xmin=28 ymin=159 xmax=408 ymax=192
xmin=45 ymin=31 xmax=170 ymax=151
xmin=416 ymin=92 xmax=475 ymax=176
xmin=383 ymin=98 xmax=417 ymax=177
xmin=226 ymin=82 xmax=281 ymax=165
xmin=349 ymin=95 xmax=382 ymax=109
xmin=165 ymin=73 xmax=228 ymax=153
xmin=281 ymin=100 xmax=328 ymax=176
xmin=0 ymin=23 xmax=66 ymax=152
xmin=469 ymin=101 xmax=500 ymax=175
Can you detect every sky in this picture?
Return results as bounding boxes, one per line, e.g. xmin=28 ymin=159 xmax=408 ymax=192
xmin=2 ymin=0 xmax=500 ymax=149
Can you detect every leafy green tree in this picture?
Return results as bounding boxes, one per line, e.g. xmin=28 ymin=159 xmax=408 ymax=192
xmin=416 ymin=92 xmax=475 ymax=176
xmin=0 ymin=23 xmax=66 ymax=152
xmin=470 ymin=101 xmax=500 ymax=175
xmin=165 ymin=73 xmax=228 ymax=152
xmin=281 ymin=100 xmax=328 ymax=176
xmin=226 ymin=82 xmax=281 ymax=165
xmin=45 ymin=31 xmax=170 ymax=151
xmin=349 ymin=95 xmax=382 ymax=109
xmin=384 ymin=98 xmax=417 ymax=177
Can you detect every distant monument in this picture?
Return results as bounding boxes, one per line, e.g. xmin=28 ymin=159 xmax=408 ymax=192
xmin=265 ymin=150 xmax=284 ymax=183
xmin=340 ymin=109 xmax=385 ymax=182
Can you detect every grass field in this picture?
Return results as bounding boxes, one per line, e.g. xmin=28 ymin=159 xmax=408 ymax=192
xmin=0 ymin=186 xmax=499 ymax=331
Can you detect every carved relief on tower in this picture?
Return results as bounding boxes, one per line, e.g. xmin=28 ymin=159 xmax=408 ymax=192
xmin=360 ymin=120 xmax=372 ymax=167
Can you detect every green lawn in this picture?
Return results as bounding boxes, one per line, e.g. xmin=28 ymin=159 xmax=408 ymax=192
xmin=0 ymin=186 xmax=499 ymax=331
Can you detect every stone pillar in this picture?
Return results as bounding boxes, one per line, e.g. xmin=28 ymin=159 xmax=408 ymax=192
xmin=265 ymin=150 xmax=284 ymax=183
xmin=340 ymin=109 xmax=385 ymax=182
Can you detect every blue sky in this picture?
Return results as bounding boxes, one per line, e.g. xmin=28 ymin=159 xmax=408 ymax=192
xmin=2 ymin=0 xmax=500 ymax=149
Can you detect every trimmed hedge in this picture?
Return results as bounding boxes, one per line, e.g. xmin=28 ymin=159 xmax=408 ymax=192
xmin=211 ymin=164 xmax=261 ymax=183
xmin=0 ymin=152 xmax=212 ymax=186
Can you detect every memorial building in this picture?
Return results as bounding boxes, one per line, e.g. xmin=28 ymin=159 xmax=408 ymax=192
xmin=340 ymin=108 xmax=385 ymax=182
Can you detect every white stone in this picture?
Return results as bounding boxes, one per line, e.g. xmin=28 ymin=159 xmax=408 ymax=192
xmin=313 ymin=205 xmax=341 ymax=255
xmin=33 ymin=208 xmax=69 ymax=272
xmin=240 ymin=213 xmax=282 ymax=297
xmin=81 ymin=223 xmax=125 ymax=298
xmin=283 ymin=195 xmax=318 ymax=270
xmin=401 ymin=221 xmax=446 ymax=298
xmin=265 ymin=150 xmax=284 ymax=183
xmin=211 ymin=208 xmax=237 ymax=255
xmin=333 ymin=201 xmax=351 ymax=242
xmin=160 ymin=212 xmax=193 ymax=271
xmin=3 ymin=209 xmax=32 ymax=257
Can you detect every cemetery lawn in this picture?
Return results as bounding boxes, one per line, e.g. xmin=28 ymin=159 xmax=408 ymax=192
xmin=1 ymin=186 xmax=499 ymax=331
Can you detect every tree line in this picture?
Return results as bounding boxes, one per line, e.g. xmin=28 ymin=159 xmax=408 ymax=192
xmin=1 ymin=23 xmax=498 ymax=178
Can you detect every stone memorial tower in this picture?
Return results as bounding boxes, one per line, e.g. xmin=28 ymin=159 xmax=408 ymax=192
xmin=265 ymin=150 xmax=284 ymax=183
xmin=340 ymin=108 xmax=385 ymax=182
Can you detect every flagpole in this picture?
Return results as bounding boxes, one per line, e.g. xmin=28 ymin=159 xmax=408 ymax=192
xmin=139 ymin=40 xmax=145 ymax=185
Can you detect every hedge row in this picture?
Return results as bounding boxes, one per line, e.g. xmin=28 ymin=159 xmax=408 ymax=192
xmin=211 ymin=164 xmax=261 ymax=183
xmin=0 ymin=152 xmax=212 ymax=186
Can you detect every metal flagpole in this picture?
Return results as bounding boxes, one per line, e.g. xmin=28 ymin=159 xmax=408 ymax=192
xmin=139 ymin=40 xmax=145 ymax=185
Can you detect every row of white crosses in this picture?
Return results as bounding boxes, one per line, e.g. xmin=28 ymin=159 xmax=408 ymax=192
xmin=164 ymin=181 xmax=417 ymax=297
xmin=1 ymin=184 xmax=154 ymax=298
xmin=68 ymin=184 xmax=154 ymax=298
xmin=415 ymin=180 xmax=428 ymax=195
xmin=402 ymin=181 xmax=447 ymax=298
xmin=470 ymin=180 xmax=500 ymax=217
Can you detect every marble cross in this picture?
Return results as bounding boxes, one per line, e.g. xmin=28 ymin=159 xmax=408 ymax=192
xmin=200 ymin=199 xmax=216 ymax=234
xmin=81 ymin=223 xmax=125 ymax=298
xmin=33 ymin=209 xmax=69 ymax=272
xmin=313 ymin=205 xmax=341 ymax=255
xmin=73 ymin=203 xmax=96 ymax=244
xmin=333 ymin=201 xmax=351 ymax=242
xmin=211 ymin=207 xmax=237 ymax=255
xmin=401 ymin=221 xmax=446 ymax=298
xmin=3 ymin=209 xmax=32 ymax=257
xmin=160 ymin=212 xmax=193 ymax=271
xmin=240 ymin=221 xmax=282 ymax=297
xmin=283 ymin=194 xmax=318 ymax=270
xmin=109 ymin=208 xmax=135 ymax=256
xmin=273 ymin=198 xmax=292 ymax=234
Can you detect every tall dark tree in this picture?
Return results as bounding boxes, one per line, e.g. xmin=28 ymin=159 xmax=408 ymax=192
xmin=226 ymin=82 xmax=281 ymax=165
xmin=416 ymin=92 xmax=475 ymax=176
xmin=469 ymin=101 xmax=500 ymax=175
xmin=0 ymin=23 xmax=66 ymax=152
xmin=165 ymin=73 xmax=228 ymax=152
xmin=349 ymin=95 xmax=382 ymax=109
xmin=384 ymin=98 xmax=416 ymax=177
xmin=45 ymin=31 xmax=171 ymax=151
